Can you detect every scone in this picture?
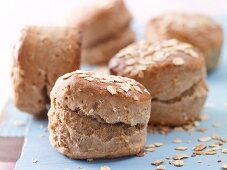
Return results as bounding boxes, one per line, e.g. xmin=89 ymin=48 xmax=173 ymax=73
xmin=11 ymin=26 xmax=81 ymax=118
xmin=48 ymin=70 xmax=151 ymax=159
xmin=109 ymin=39 xmax=208 ymax=126
xmin=67 ymin=0 xmax=135 ymax=65
xmin=82 ymin=28 xmax=135 ymax=65
xmin=145 ymin=13 xmax=224 ymax=72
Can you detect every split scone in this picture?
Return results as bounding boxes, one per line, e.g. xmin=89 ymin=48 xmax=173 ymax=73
xmin=67 ymin=0 xmax=135 ymax=65
xmin=109 ymin=39 xmax=208 ymax=126
xmin=48 ymin=70 xmax=151 ymax=159
xmin=145 ymin=13 xmax=224 ymax=72
xmin=11 ymin=26 xmax=81 ymax=118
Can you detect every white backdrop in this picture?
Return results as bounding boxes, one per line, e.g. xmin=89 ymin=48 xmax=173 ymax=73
xmin=0 ymin=0 xmax=227 ymax=111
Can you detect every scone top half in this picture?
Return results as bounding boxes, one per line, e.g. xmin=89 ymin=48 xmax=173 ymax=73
xmin=50 ymin=70 xmax=151 ymax=126
xmin=109 ymin=39 xmax=206 ymax=101
xmin=145 ymin=13 xmax=224 ymax=72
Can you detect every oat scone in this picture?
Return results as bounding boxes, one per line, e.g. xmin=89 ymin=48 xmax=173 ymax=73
xmin=11 ymin=26 xmax=81 ymax=118
xmin=48 ymin=70 xmax=151 ymax=159
xmin=109 ymin=39 xmax=208 ymax=126
xmin=145 ymin=13 xmax=224 ymax=72
xmin=67 ymin=0 xmax=135 ymax=65
xmin=82 ymin=28 xmax=135 ymax=65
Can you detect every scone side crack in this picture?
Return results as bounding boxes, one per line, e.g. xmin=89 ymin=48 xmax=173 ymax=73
xmin=151 ymin=79 xmax=207 ymax=104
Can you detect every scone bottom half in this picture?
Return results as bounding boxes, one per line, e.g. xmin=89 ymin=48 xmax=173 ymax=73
xmin=109 ymin=39 xmax=209 ymax=126
xmin=48 ymin=70 xmax=151 ymax=159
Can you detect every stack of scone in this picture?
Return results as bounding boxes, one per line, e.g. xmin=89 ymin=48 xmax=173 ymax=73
xmin=48 ymin=70 xmax=151 ymax=159
xmin=109 ymin=39 xmax=208 ymax=126
xmin=145 ymin=13 xmax=224 ymax=72
xmin=67 ymin=0 xmax=135 ymax=65
xmin=11 ymin=26 xmax=81 ymax=118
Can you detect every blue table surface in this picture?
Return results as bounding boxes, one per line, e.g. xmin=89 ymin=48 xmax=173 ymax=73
xmin=15 ymin=16 xmax=227 ymax=170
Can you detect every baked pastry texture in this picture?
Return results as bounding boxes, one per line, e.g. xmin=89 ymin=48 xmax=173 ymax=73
xmin=145 ymin=13 xmax=224 ymax=72
xmin=11 ymin=26 xmax=81 ymax=118
xmin=48 ymin=70 xmax=151 ymax=159
xmin=109 ymin=39 xmax=208 ymax=126
xmin=67 ymin=0 xmax=135 ymax=65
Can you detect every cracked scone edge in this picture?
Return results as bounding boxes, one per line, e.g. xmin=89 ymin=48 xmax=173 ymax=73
xmin=11 ymin=26 xmax=81 ymax=117
xmin=48 ymin=70 xmax=151 ymax=159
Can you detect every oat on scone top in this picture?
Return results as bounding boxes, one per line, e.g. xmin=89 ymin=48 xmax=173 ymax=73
xmin=61 ymin=70 xmax=150 ymax=101
xmin=109 ymin=39 xmax=202 ymax=78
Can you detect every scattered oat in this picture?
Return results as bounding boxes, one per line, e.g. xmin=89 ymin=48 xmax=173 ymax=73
xmin=224 ymin=103 xmax=227 ymax=109
xmin=198 ymin=136 xmax=212 ymax=142
xmin=136 ymin=150 xmax=146 ymax=157
xmin=222 ymin=164 xmax=227 ymax=169
xmin=145 ymin=147 xmax=156 ymax=152
xmin=100 ymin=166 xmax=111 ymax=170
xmin=172 ymin=57 xmax=185 ymax=65
xmin=220 ymin=138 xmax=227 ymax=143
xmin=213 ymin=123 xmax=221 ymax=128
xmin=154 ymin=142 xmax=164 ymax=147
xmin=200 ymin=114 xmax=209 ymax=121
xmin=175 ymin=146 xmax=188 ymax=151
xmin=172 ymin=138 xmax=182 ymax=143
xmin=174 ymin=160 xmax=184 ymax=167
xmin=173 ymin=154 xmax=190 ymax=160
xmin=212 ymin=134 xmax=220 ymax=140
xmin=151 ymin=159 xmax=165 ymax=166
xmin=222 ymin=149 xmax=227 ymax=154
xmin=194 ymin=144 xmax=207 ymax=151
xmin=32 ymin=159 xmax=38 ymax=163
xmin=14 ymin=120 xmax=26 ymax=127
xmin=196 ymin=127 xmax=207 ymax=132
xmin=106 ymin=86 xmax=117 ymax=95
xmin=157 ymin=165 xmax=165 ymax=170
xmin=194 ymin=150 xmax=217 ymax=155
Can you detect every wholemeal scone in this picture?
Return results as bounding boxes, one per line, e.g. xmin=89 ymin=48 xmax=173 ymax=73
xmin=82 ymin=28 xmax=135 ymax=65
xmin=145 ymin=13 xmax=224 ymax=72
xmin=11 ymin=26 xmax=81 ymax=118
xmin=68 ymin=0 xmax=132 ymax=47
xmin=48 ymin=70 xmax=151 ymax=159
xmin=67 ymin=0 xmax=135 ymax=65
xmin=109 ymin=39 xmax=208 ymax=126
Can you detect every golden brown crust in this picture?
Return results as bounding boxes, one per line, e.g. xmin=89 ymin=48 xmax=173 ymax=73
xmin=109 ymin=39 xmax=206 ymax=100
xmin=82 ymin=27 xmax=135 ymax=65
xmin=51 ymin=70 xmax=151 ymax=126
xmin=11 ymin=26 xmax=81 ymax=117
xmin=145 ymin=13 xmax=224 ymax=72
xmin=67 ymin=0 xmax=132 ymax=47
xmin=49 ymin=70 xmax=151 ymax=159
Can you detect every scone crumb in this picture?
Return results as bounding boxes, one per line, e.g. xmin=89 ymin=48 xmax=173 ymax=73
xmin=136 ymin=150 xmax=146 ymax=157
xmin=100 ymin=166 xmax=111 ymax=170
xmin=32 ymin=159 xmax=38 ymax=163
xmin=172 ymin=57 xmax=185 ymax=65
xmin=157 ymin=165 xmax=165 ymax=170
xmin=174 ymin=160 xmax=184 ymax=167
